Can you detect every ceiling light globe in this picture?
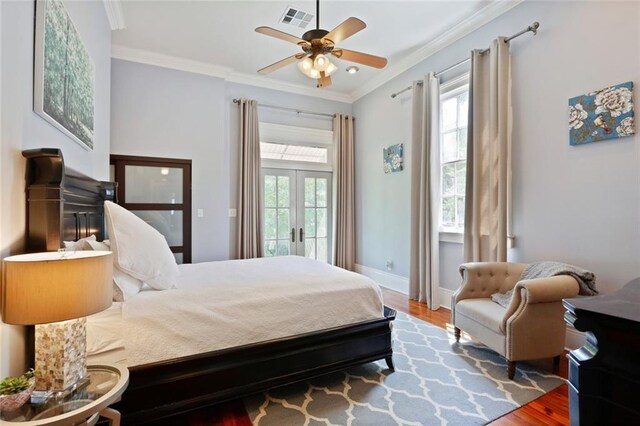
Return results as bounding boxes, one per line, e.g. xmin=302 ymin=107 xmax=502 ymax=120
xmin=308 ymin=68 xmax=320 ymax=79
xmin=314 ymin=54 xmax=330 ymax=72
xmin=346 ymin=66 xmax=359 ymax=74
xmin=325 ymin=62 xmax=338 ymax=77
xmin=297 ymin=57 xmax=313 ymax=75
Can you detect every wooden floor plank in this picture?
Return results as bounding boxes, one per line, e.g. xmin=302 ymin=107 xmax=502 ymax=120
xmin=171 ymin=287 xmax=569 ymax=425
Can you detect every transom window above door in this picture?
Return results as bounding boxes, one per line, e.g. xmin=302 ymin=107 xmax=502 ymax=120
xmin=259 ymin=122 xmax=333 ymax=172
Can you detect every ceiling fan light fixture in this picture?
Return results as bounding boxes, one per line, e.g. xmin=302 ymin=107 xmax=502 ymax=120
xmin=325 ymin=62 xmax=338 ymax=76
xmin=314 ymin=54 xmax=329 ymax=71
xmin=308 ymin=68 xmax=321 ymax=79
xmin=297 ymin=57 xmax=313 ymax=73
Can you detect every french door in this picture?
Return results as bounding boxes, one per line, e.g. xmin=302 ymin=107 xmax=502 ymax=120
xmin=263 ymin=168 xmax=332 ymax=263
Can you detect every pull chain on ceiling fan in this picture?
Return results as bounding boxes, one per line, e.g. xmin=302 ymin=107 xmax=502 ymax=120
xmin=255 ymin=0 xmax=388 ymax=88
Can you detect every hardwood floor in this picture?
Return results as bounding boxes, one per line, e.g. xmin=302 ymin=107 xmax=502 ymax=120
xmin=156 ymin=288 xmax=570 ymax=425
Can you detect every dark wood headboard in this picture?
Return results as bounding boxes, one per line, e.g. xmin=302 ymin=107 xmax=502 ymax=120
xmin=23 ymin=148 xmax=116 ymax=252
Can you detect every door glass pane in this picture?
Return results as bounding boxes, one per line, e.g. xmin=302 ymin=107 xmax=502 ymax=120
xmin=277 ymin=240 xmax=290 ymax=256
xmin=264 ymin=209 xmax=277 ymax=239
xmin=305 ymin=238 xmax=316 ymax=258
xmin=264 ymin=240 xmax=277 ymax=257
xmin=316 ymin=179 xmax=327 ymax=207
xmin=277 ymin=176 xmax=290 ymax=208
xmin=305 ymin=208 xmax=316 ymax=237
xmin=125 ymin=166 xmax=183 ymax=204
xmin=277 ymin=209 xmax=290 ymax=239
xmin=317 ymin=208 xmax=327 ymax=238
xmin=174 ymin=253 xmax=183 ymax=264
xmin=132 ymin=211 xmax=183 ymax=246
xmin=264 ymin=175 xmax=277 ymax=208
xmin=317 ymin=238 xmax=328 ymax=263
xmin=305 ymin=178 xmax=315 ymax=207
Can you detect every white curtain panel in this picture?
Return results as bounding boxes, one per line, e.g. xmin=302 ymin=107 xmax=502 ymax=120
xmin=409 ymin=74 xmax=441 ymax=308
xmin=464 ymin=37 xmax=512 ymax=262
xmin=333 ymin=114 xmax=356 ymax=271
xmin=237 ymin=99 xmax=264 ymax=259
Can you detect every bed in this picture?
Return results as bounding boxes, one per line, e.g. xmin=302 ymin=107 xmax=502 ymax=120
xmin=23 ymin=148 xmax=396 ymax=423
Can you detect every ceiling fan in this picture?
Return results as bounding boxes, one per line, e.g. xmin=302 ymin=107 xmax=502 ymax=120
xmin=255 ymin=0 xmax=388 ymax=88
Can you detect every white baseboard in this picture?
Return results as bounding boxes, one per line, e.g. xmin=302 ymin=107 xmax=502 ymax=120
xmin=354 ymin=264 xmax=454 ymax=310
xmin=355 ymin=263 xmax=586 ymax=351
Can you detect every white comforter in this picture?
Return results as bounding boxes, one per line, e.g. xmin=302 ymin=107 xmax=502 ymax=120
xmin=87 ymin=256 xmax=384 ymax=367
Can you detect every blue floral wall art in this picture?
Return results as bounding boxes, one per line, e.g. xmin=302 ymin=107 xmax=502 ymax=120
xmin=569 ymin=81 xmax=635 ymax=146
xmin=383 ymin=143 xmax=403 ymax=174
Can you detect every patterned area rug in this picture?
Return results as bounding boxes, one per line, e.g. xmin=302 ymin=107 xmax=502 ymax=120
xmin=244 ymin=312 xmax=564 ymax=425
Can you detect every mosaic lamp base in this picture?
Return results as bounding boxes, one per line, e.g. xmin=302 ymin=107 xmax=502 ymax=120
xmin=34 ymin=318 xmax=87 ymax=395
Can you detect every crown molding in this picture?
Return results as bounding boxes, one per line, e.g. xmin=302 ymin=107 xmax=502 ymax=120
xmin=111 ymin=0 xmax=523 ymax=104
xmin=103 ymin=0 xmax=126 ymax=30
xmin=349 ymin=0 xmax=525 ymax=101
xmin=112 ymin=45 xmax=233 ymax=78
xmin=111 ymin=45 xmax=353 ymax=103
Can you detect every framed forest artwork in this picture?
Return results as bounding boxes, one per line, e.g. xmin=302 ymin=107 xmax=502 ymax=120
xmin=34 ymin=0 xmax=95 ymax=150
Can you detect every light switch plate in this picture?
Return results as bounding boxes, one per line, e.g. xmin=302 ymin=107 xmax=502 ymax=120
xmin=197 ymin=209 xmax=204 ymax=218
xmin=229 ymin=208 xmax=237 ymax=218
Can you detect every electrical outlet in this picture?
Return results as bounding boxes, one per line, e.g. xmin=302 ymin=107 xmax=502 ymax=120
xmin=386 ymin=260 xmax=393 ymax=271
xmin=228 ymin=208 xmax=237 ymax=218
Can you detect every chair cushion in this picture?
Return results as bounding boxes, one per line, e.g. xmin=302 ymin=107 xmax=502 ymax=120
xmin=455 ymin=298 xmax=506 ymax=333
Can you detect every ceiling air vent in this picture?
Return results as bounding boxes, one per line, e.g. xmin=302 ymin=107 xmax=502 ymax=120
xmin=280 ymin=6 xmax=314 ymax=29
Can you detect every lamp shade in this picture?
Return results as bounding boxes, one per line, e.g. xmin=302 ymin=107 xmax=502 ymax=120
xmin=1 ymin=251 xmax=113 ymax=325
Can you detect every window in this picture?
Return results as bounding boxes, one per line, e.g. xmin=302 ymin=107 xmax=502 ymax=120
xmin=439 ymin=76 xmax=469 ymax=233
xmin=259 ymin=122 xmax=333 ymax=171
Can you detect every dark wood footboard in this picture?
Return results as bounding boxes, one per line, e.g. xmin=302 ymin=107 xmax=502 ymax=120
xmin=116 ymin=307 xmax=396 ymax=423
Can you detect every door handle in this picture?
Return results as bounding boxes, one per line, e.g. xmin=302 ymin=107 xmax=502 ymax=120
xmin=291 ymin=228 xmax=296 ymax=243
xmin=299 ymin=228 xmax=304 ymax=243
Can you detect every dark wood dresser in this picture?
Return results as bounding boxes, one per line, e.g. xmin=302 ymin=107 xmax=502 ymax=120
xmin=563 ymin=277 xmax=640 ymax=425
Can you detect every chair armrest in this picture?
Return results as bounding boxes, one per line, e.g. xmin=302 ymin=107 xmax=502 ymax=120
xmin=501 ymin=275 xmax=580 ymax=332
xmin=454 ymin=262 xmax=527 ymax=304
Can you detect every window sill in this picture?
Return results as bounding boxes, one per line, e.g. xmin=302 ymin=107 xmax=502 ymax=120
xmin=439 ymin=231 xmax=463 ymax=244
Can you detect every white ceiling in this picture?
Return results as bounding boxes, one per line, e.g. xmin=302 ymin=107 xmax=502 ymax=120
xmin=112 ymin=1 xmax=504 ymax=99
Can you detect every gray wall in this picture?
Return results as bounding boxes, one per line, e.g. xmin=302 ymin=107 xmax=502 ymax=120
xmin=353 ymin=0 xmax=640 ymax=293
xmin=110 ymin=61 xmax=352 ymax=262
xmin=0 ymin=0 xmax=111 ymax=376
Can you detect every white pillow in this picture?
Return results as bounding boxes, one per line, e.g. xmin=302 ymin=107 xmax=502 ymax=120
xmin=87 ymin=239 xmax=110 ymax=251
xmin=104 ymin=201 xmax=179 ymax=290
xmin=64 ymin=235 xmax=96 ymax=251
xmin=112 ymin=267 xmax=144 ymax=301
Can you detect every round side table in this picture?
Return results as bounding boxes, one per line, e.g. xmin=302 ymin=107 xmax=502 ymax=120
xmin=0 ymin=364 xmax=129 ymax=425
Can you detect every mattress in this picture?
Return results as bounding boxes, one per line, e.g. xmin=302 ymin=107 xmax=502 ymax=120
xmin=86 ymin=256 xmax=383 ymax=367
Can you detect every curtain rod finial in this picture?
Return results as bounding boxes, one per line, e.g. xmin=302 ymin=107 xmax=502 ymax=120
xmin=530 ymin=21 xmax=540 ymax=34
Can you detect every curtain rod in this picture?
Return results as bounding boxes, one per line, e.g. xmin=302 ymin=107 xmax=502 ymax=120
xmin=390 ymin=21 xmax=540 ymax=99
xmin=232 ymin=99 xmax=336 ymax=119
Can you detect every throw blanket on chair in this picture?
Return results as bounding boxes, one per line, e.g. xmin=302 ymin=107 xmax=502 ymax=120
xmin=520 ymin=261 xmax=598 ymax=296
xmin=491 ymin=261 xmax=597 ymax=308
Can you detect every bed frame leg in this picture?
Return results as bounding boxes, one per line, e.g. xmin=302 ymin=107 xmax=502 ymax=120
xmin=385 ymin=356 xmax=395 ymax=371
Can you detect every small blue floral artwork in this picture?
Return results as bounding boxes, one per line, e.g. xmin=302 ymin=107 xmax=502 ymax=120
xmin=569 ymin=81 xmax=635 ymax=146
xmin=383 ymin=143 xmax=403 ymax=174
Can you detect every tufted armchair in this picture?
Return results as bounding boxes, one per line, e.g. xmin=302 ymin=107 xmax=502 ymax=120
xmin=451 ymin=262 xmax=580 ymax=379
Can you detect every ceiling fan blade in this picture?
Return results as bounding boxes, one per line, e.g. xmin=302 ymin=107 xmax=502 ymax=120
xmin=323 ymin=17 xmax=366 ymax=45
xmin=317 ymin=72 xmax=332 ymax=88
xmin=255 ymin=26 xmax=310 ymax=47
xmin=332 ymin=49 xmax=387 ymax=69
xmin=258 ymin=53 xmax=306 ymax=75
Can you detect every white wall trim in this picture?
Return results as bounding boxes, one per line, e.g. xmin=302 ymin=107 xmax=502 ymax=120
xmin=355 ymin=264 xmax=410 ymax=295
xmin=349 ymin=0 xmax=524 ymax=101
xmin=110 ymin=0 xmax=522 ymax=103
xmin=111 ymin=45 xmax=352 ymax=104
xmin=102 ymin=0 xmax=126 ymax=30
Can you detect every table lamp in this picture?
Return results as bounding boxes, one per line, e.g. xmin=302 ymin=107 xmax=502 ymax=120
xmin=1 ymin=251 xmax=113 ymax=397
